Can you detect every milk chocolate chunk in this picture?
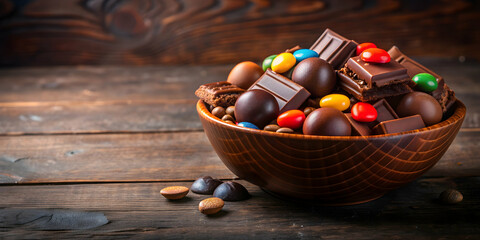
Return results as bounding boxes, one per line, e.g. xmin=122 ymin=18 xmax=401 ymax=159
xmin=309 ymin=28 xmax=358 ymax=69
xmin=345 ymin=113 xmax=372 ymax=136
xmin=338 ymin=56 xmax=412 ymax=102
xmin=388 ymin=46 xmax=456 ymax=112
xmin=372 ymin=99 xmax=398 ymax=123
xmin=373 ymin=115 xmax=425 ymax=134
xmin=195 ymin=81 xmax=245 ymax=107
xmin=249 ymin=69 xmax=310 ymax=113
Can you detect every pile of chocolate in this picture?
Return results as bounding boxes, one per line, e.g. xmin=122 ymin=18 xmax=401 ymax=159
xmin=196 ymin=29 xmax=456 ymax=136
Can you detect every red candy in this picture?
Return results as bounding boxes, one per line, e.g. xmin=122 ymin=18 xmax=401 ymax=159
xmin=277 ymin=110 xmax=306 ymax=129
xmin=356 ymin=42 xmax=377 ymax=55
xmin=360 ymin=48 xmax=390 ymax=63
xmin=351 ymin=102 xmax=377 ymax=122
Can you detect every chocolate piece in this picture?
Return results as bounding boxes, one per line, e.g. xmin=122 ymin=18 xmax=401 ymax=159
xmin=372 ymin=99 xmax=398 ymax=123
xmin=249 ymin=69 xmax=311 ymax=113
xmin=276 ymin=127 xmax=294 ymax=134
xmin=264 ymin=124 xmax=280 ymax=132
xmin=388 ymin=46 xmax=456 ymax=112
xmin=227 ymin=61 xmax=264 ymax=90
xmin=396 ymin=92 xmax=443 ymax=126
xmin=292 ymin=58 xmax=336 ymax=97
xmin=303 ymin=108 xmax=351 ymax=136
xmin=213 ymin=182 xmax=250 ymax=201
xmin=309 ymin=28 xmax=358 ymax=69
xmin=338 ymin=56 xmax=412 ymax=101
xmin=285 ymin=45 xmax=301 ymax=53
xmin=345 ymin=113 xmax=372 ymax=136
xmin=195 ymin=81 xmax=245 ymax=107
xmin=373 ymin=115 xmax=425 ymax=134
xmin=234 ymin=89 xmax=279 ymax=128
xmin=191 ymin=176 xmax=223 ymax=195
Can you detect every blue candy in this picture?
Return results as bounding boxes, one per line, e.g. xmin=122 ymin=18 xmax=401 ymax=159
xmin=237 ymin=122 xmax=259 ymax=130
xmin=293 ymin=49 xmax=319 ymax=63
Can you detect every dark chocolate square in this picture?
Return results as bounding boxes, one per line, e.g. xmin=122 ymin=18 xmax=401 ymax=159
xmin=309 ymin=28 xmax=358 ymax=70
xmin=372 ymin=99 xmax=398 ymax=123
xmin=249 ymin=69 xmax=311 ymax=113
xmin=345 ymin=113 xmax=372 ymax=136
xmin=373 ymin=115 xmax=425 ymax=134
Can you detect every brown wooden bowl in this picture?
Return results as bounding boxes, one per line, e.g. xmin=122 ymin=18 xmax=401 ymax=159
xmin=197 ymin=100 xmax=466 ymax=205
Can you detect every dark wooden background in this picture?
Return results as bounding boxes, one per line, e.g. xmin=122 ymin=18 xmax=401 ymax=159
xmin=0 ymin=0 xmax=479 ymax=66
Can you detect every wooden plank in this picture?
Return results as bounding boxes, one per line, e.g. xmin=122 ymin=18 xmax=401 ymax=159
xmin=0 ymin=61 xmax=479 ymax=135
xmin=0 ymin=0 xmax=479 ymax=66
xmin=0 ymin=131 xmax=478 ymax=184
xmin=0 ymin=178 xmax=479 ymax=239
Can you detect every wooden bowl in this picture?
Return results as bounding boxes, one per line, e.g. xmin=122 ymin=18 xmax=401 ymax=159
xmin=197 ymin=100 xmax=466 ymax=205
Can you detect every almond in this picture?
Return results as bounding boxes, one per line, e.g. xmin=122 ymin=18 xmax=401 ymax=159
xmin=199 ymin=197 xmax=224 ymax=215
xmin=160 ymin=186 xmax=189 ymax=200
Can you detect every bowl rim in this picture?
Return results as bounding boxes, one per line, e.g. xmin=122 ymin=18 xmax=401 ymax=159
xmin=197 ymin=99 xmax=466 ymax=140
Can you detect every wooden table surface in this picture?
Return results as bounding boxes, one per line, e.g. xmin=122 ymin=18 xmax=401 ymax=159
xmin=0 ymin=59 xmax=479 ymax=239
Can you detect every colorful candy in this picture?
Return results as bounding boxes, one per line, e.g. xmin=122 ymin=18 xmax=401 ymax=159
xmin=262 ymin=55 xmax=277 ymax=71
xmin=319 ymin=94 xmax=350 ymax=111
xmin=277 ymin=110 xmax=306 ymax=129
xmin=237 ymin=122 xmax=259 ymax=129
xmin=351 ymin=102 xmax=377 ymax=122
xmin=356 ymin=42 xmax=377 ymax=55
xmin=412 ymin=73 xmax=438 ymax=92
xmin=293 ymin=49 xmax=319 ymax=63
xmin=360 ymin=48 xmax=390 ymax=63
xmin=271 ymin=53 xmax=296 ymax=73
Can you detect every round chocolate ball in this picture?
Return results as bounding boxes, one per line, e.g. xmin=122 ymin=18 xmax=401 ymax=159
xmin=227 ymin=61 xmax=264 ymax=90
xmin=235 ymin=90 xmax=279 ymax=128
xmin=396 ymin=92 xmax=442 ymax=126
xmin=303 ymin=108 xmax=351 ymax=136
xmin=292 ymin=58 xmax=336 ymax=98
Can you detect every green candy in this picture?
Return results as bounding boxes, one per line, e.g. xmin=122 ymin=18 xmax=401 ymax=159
xmin=412 ymin=73 xmax=438 ymax=92
xmin=262 ymin=55 xmax=277 ymax=71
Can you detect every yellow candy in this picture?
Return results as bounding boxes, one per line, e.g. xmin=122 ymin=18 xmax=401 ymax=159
xmin=320 ymin=94 xmax=350 ymax=112
xmin=271 ymin=53 xmax=296 ymax=73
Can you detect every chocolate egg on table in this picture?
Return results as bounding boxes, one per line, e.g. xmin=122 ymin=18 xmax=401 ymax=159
xmin=396 ymin=92 xmax=443 ymax=126
xmin=293 ymin=49 xmax=319 ymax=62
xmin=227 ymin=61 xmax=264 ymax=90
xmin=292 ymin=58 xmax=336 ymax=98
xmin=303 ymin=108 xmax=351 ymax=136
xmin=262 ymin=55 xmax=277 ymax=71
xmin=235 ymin=90 xmax=279 ymax=128
xmin=412 ymin=73 xmax=438 ymax=92
xmin=319 ymin=94 xmax=350 ymax=111
xmin=271 ymin=52 xmax=296 ymax=73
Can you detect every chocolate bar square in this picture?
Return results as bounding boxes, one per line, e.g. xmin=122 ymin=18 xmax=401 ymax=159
xmin=195 ymin=81 xmax=245 ymax=107
xmin=372 ymin=99 xmax=398 ymax=123
xmin=388 ymin=46 xmax=456 ymax=112
xmin=309 ymin=28 xmax=358 ymax=70
xmin=373 ymin=115 xmax=425 ymax=134
xmin=338 ymin=56 xmax=412 ymax=102
xmin=345 ymin=113 xmax=372 ymax=136
xmin=249 ymin=69 xmax=310 ymax=113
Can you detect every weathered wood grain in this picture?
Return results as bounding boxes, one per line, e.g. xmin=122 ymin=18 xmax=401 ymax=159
xmin=0 ymin=130 xmax=478 ymax=184
xmin=0 ymin=178 xmax=479 ymax=239
xmin=0 ymin=60 xmax=478 ymax=135
xmin=0 ymin=0 xmax=479 ymax=66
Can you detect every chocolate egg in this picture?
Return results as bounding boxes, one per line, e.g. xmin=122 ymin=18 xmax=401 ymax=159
xmin=292 ymin=58 xmax=336 ymax=98
xmin=235 ymin=90 xmax=279 ymax=128
xmin=303 ymin=108 xmax=351 ymax=136
xmin=227 ymin=61 xmax=264 ymax=90
xmin=396 ymin=92 xmax=442 ymax=126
